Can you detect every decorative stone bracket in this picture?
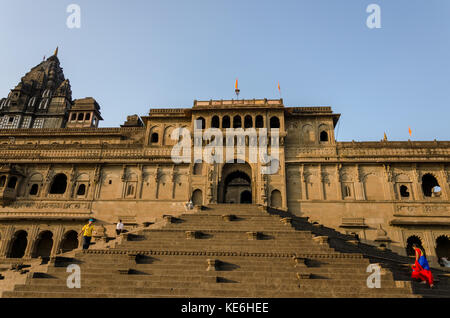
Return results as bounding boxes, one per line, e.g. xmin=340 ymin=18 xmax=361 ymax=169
xmin=296 ymin=272 xmax=312 ymax=280
xmin=163 ymin=215 xmax=174 ymax=224
xmin=281 ymin=217 xmax=292 ymax=225
xmin=312 ymin=236 xmax=328 ymax=245
xmin=206 ymin=259 xmax=220 ymax=271
xmin=246 ymin=231 xmax=260 ymax=240
xmin=185 ymin=231 xmax=199 ymax=239
xmin=292 ymin=256 xmax=307 ymax=267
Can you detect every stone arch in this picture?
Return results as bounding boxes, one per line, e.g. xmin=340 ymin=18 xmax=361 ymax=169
xmin=319 ymin=131 xmax=328 ymax=142
xmin=222 ymin=116 xmax=231 ymax=129
xmin=219 ymin=162 xmax=252 ymax=204
xmin=270 ymin=116 xmax=280 ymax=129
xmin=395 ymin=174 xmax=411 ymax=183
xmin=193 ymin=162 xmax=203 ymax=175
xmin=149 ymin=126 xmax=160 ymax=144
xmin=244 ymin=115 xmax=253 ymax=128
xmin=33 ymin=231 xmax=53 ymax=259
xmin=8 ymin=230 xmax=28 ymax=258
xmin=233 ymin=115 xmax=242 ymax=128
xmin=340 ymin=173 xmax=354 ymax=182
xmin=318 ymin=124 xmax=329 ymax=143
xmin=406 ymin=235 xmax=424 ymax=257
xmin=7 ymin=176 xmax=17 ymax=189
xmin=422 ymin=173 xmax=441 ymax=197
xmin=195 ymin=117 xmax=205 ymax=129
xmin=436 ymin=235 xmax=450 ymax=265
xmin=192 ymin=189 xmax=203 ymax=206
xmin=60 ymin=230 xmax=79 ymax=253
xmin=270 ymin=189 xmax=282 ymax=208
xmin=211 ymin=116 xmax=220 ymax=128
xmin=255 ymin=115 xmax=264 ymax=128
xmin=49 ymin=173 xmax=67 ymax=194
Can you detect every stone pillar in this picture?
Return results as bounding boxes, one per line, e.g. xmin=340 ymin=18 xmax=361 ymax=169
xmin=439 ymin=165 xmax=449 ymax=200
xmin=411 ymin=165 xmax=423 ymax=200
xmin=336 ymin=164 xmax=343 ymax=200
xmin=318 ymin=165 xmax=325 ymax=201
xmin=138 ymin=165 xmax=144 ymax=199
xmin=0 ymin=226 xmax=14 ymax=257
xmin=50 ymin=225 xmax=64 ymax=256
xmin=93 ymin=165 xmax=102 ymax=199
xmin=354 ymin=165 xmax=365 ymax=200
xmin=23 ymin=225 xmax=39 ymax=259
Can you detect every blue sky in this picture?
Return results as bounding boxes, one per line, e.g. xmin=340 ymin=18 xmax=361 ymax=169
xmin=0 ymin=0 xmax=449 ymax=141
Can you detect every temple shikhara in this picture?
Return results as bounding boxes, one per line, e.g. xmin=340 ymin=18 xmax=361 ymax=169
xmin=0 ymin=51 xmax=449 ymax=298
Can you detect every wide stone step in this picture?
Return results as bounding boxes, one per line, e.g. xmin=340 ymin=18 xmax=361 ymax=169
xmin=26 ymin=275 xmax=408 ymax=289
xmin=3 ymin=286 xmax=418 ymax=298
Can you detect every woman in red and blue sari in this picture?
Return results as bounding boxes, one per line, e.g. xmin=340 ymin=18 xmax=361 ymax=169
xmin=411 ymin=244 xmax=434 ymax=288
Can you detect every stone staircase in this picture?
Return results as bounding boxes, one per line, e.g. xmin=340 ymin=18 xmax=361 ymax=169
xmin=2 ymin=204 xmax=449 ymax=298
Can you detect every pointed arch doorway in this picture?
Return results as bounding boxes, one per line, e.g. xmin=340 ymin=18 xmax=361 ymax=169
xmin=218 ymin=162 xmax=253 ymax=204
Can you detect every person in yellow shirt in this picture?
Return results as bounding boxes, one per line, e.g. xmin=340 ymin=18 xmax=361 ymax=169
xmin=79 ymin=219 xmax=95 ymax=250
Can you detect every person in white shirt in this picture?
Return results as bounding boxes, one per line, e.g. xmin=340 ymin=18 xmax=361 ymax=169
xmin=116 ymin=220 xmax=124 ymax=236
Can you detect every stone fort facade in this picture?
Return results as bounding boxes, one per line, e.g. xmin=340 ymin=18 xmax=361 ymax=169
xmin=0 ymin=52 xmax=449 ymax=267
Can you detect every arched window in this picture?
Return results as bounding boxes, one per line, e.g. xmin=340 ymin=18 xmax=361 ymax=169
xmin=192 ymin=189 xmax=203 ymax=206
xmin=151 ymin=133 xmax=159 ymax=143
xmin=270 ymin=116 xmax=280 ymax=129
xmin=320 ymin=131 xmax=328 ymax=142
xmin=422 ymin=174 xmax=440 ymax=197
xmin=222 ymin=116 xmax=231 ymax=129
xmin=76 ymin=184 xmax=86 ymax=196
xmin=211 ymin=116 xmax=220 ymax=128
xmin=244 ymin=115 xmax=253 ymax=128
xmin=42 ymin=89 xmax=52 ymax=98
xmin=85 ymin=113 xmax=91 ymax=121
xmin=270 ymin=189 xmax=282 ymax=208
xmin=8 ymin=230 xmax=28 ymax=258
xmin=400 ymin=185 xmax=410 ymax=198
xmin=60 ymin=231 xmax=79 ymax=253
xmin=49 ymin=174 xmax=67 ymax=194
xmin=7 ymin=176 xmax=17 ymax=189
xmin=0 ymin=175 xmax=6 ymax=187
xmin=29 ymin=184 xmax=39 ymax=196
xmin=193 ymin=162 xmax=203 ymax=175
xmin=195 ymin=117 xmax=205 ymax=129
xmin=77 ymin=113 xmax=84 ymax=121
xmin=28 ymin=97 xmax=37 ymax=107
xmin=255 ymin=115 xmax=264 ymax=128
xmin=70 ymin=113 xmax=76 ymax=121
xmin=406 ymin=235 xmax=424 ymax=257
xmin=33 ymin=231 xmax=53 ymax=259
xmin=233 ymin=115 xmax=242 ymax=128
xmin=436 ymin=236 xmax=450 ymax=266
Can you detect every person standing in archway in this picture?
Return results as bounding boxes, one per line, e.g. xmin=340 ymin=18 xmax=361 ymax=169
xmin=411 ymin=244 xmax=434 ymax=288
xmin=79 ymin=219 xmax=95 ymax=250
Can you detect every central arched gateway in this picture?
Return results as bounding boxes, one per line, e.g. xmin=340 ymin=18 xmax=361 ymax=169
xmin=219 ymin=162 xmax=252 ymax=204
